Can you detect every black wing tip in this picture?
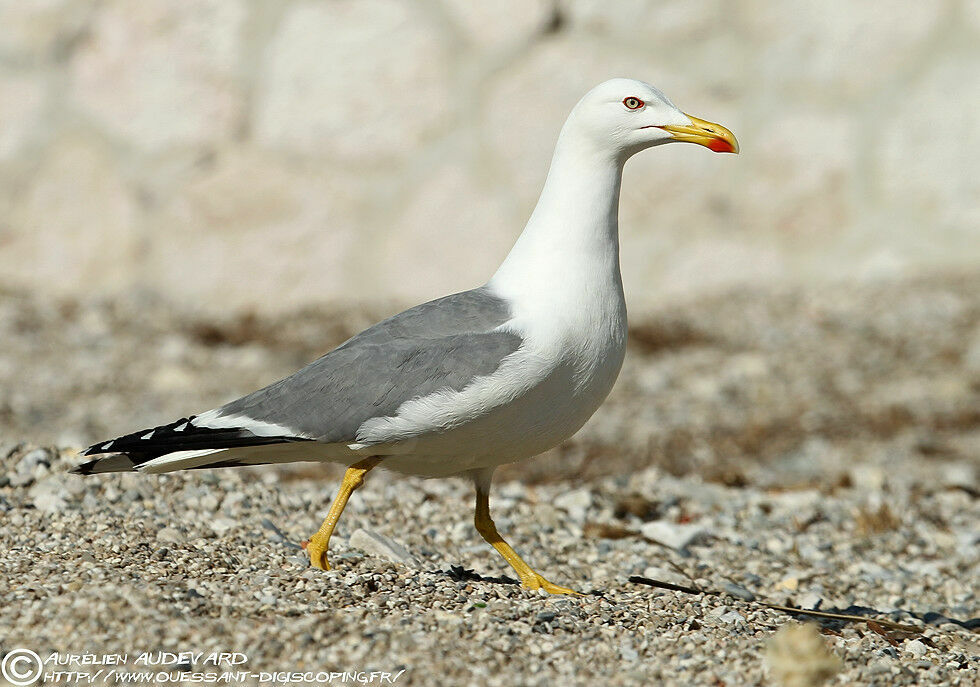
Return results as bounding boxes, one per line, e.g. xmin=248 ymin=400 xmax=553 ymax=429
xmin=68 ymin=459 xmax=97 ymax=475
xmin=78 ymin=414 xmax=313 ymax=468
xmin=69 ymin=457 xmax=115 ymax=475
xmin=80 ymin=441 xmax=125 ymax=456
xmin=81 ymin=416 xmax=199 ymax=457
xmin=69 ymin=454 xmax=140 ymax=475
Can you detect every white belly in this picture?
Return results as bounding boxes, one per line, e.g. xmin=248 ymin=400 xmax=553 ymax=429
xmin=356 ymin=298 xmax=628 ymax=477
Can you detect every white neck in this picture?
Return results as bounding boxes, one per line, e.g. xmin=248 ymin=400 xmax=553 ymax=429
xmin=489 ymin=126 xmax=625 ymax=307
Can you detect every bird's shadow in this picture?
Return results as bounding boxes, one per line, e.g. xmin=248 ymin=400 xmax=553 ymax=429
xmin=443 ymin=565 xmax=519 ymax=586
xmin=810 ymin=604 xmax=980 ymax=632
xmin=913 ymin=610 xmax=980 ymax=631
xmin=441 ymin=565 xmax=607 ymax=598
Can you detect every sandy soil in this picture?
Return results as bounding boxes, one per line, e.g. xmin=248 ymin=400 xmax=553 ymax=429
xmin=1 ymin=274 xmax=978 ymax=686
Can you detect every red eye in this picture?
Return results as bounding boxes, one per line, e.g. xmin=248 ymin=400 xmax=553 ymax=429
xmin=623 ymin=97 xmax=644 ymax=110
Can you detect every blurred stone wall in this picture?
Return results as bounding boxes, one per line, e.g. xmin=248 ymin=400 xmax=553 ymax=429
xmin=0 ymin=0 xmax=977 ymax=314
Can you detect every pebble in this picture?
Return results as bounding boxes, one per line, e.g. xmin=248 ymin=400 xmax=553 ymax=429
xmin=155 ymin=527 xmax=183 ymax=543
xmin=32 ymin=490 xmax=68 ymax=513
xmin=349 ymin=528 xmax=420 ymax=567
xmin=640 ymin=521 xmax=708 ymax=551
xmin=722 ymin=582 xmax=755 ymax=602
xmin=719 ymin=611 xmax=745 ymax=624
xmin=209 ymin=517 xmax=239 ymax=536
xmin=619 ymin=643 xmax=639 ymax=661
xmin=776 ymin=576 xmax=800 ymax=592
xmin=868 ymin=658 xmax=893 ymax=675
xmin=797 ymin=592 xmax=823 ymax=610
xmin=10 ymin=448 xmax=52 ymax=487
xmin=553 ymin=488 xmax=592 ymax=523
xmin=904 ymin=640 xmax=928 ymax=657
xmin=643 ymin=566 xmax=690 ymax=587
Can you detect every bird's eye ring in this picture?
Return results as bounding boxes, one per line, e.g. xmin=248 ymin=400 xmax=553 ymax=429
xmin=623 ymin=97 xmax=644 ymax=110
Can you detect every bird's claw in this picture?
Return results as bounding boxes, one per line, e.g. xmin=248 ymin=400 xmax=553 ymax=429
xmin=305 ymin=537 xmax=331 ymax=571
xmin=520 ymin=572 xmax=582 ymax=596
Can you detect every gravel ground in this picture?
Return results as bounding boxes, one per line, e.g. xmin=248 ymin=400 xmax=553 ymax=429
xmin=1 ymin=274 xmax=979 ymax=686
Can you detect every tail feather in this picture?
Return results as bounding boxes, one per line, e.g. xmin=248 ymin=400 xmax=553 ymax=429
xmin=72 ymin=414 xmax=313 ymax=475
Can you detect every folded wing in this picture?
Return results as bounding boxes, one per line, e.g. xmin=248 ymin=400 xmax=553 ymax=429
xmin=73 ymin=287 xmax=521 ymax=474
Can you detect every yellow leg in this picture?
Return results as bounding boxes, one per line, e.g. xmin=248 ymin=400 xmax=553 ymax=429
xmin=307 ymin=457 xmax=382 ymax=570
xmin=473 ymin=482 xmax=581 ymax=595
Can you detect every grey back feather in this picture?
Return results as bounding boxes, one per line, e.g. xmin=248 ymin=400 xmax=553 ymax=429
xmin=213 ymin=287 xmax=521 ymax=442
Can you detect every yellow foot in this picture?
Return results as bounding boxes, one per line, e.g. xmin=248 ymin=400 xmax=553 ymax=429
xmin=304 ymin=536 xmax=331 ymax=571
xmin=520 ymin=572 xmax=582 ymax=596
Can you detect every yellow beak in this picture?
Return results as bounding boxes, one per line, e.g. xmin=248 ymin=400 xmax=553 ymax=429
xmin=657 ymin=113 xmax=739 ymax=154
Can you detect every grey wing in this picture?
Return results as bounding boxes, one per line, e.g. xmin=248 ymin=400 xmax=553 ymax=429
xmin=199 ymin=286 xmax=521 ymax=442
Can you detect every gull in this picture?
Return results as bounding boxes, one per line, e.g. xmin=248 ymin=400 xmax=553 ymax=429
xmin=72 ymin=78 xmax=738 ymax=594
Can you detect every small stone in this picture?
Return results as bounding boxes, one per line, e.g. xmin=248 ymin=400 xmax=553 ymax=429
xmin=940 ymin=463 xmax=977 ymax=492
xmin=797 ymin=592 xmax=823 ymax=610
xmin=32 ymin=490 xmax=68 ymax=513
xmin=776 ymin=576 xmax=800 ymax=592
xmin=156 ymin=527 xmax=182 ymax=543
xmin=619 ymin=642 xmax=639 ymax=661
xmin=642 ymin=566 xmax=690 ymax=587
xmin=904 ymin=640 xmax=928 ymax=657
xmin=867 ymin=659 xmax=892 ymax=675
xmin=349 ymin=529 xmax=420 ymax=567
xmin=722 ymin=581 xmax=755 ymax=602
xmin=553 ymin=487 xmax=592 ymax=523
xmin=849 ymin=465 xmax=886 ymax=491
xmin=640 ymin=521 xmax=708 ymax=551
xmin=209 ymin=517 xmax=238 ymax=536
xmin=708 ymin=605 xmax=729 ymax=618
xmin=20 ymin=448 xmax=52 ymax=471
xmin=719 ymin=611 xmax=744 ymax=624
xmin=9 ymin=448 xmax=52 ymax=487
xmin=765 ymin=536 xmax=792 ymax=554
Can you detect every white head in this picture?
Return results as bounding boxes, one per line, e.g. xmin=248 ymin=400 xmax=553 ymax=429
xmin=562 ymin=78 xmax=738 ymax=161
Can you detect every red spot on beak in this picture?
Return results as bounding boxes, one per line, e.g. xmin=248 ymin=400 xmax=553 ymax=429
xmin=707 ymin=137 xmax=734 ymax=153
